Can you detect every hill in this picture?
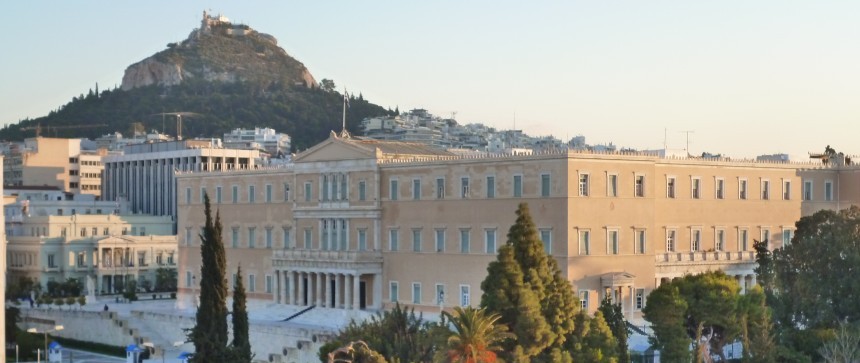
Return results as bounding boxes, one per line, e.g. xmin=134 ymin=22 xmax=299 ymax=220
xmin=0 ymin=12 xmax=393 ymax=150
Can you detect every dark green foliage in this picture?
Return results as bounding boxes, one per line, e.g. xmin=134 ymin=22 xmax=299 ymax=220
xmin=318 ymin=303 xmax=448 ymax=363
xmin=6 ymin=276 xmax=40 ymax=299
xmin=44 ymin=278 xmax=82 ymax=298
xmin=230 ymin=265 xmax=253 ymax=363
xmin=123 ymin=279 xmax=138 ymax=302
xmin=642 ymin=284 xmax=690 ymax=362
xmin=190 ymin=193 xmax=230 ymax=362
xmin=599 ymin=295 xmax=630 ymax=363
xmin=738 ymin=287 xmax=776 ymax=363
xmin=155 ymin=267 xmax=178 ymax=291
xmin=326 ymin=341 xmax=388 ymax=363
xmin=6 ymin=306 xmax=20 ymax=345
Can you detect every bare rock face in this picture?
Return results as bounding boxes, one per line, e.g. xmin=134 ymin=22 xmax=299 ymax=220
xmin=121 ymin=58 xmax=185 ymax=91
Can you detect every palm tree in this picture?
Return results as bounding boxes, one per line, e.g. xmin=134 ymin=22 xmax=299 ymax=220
xmin=442 ymin=306 xmax=515 ymax=363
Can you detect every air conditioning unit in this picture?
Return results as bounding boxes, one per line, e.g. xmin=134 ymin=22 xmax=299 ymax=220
xmin=268 ymin=353 xmax=284 ymax=363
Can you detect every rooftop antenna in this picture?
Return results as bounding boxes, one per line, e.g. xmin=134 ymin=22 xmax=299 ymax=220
xmin=451 ymin=111 xmax=457 ymax=120
xmin=340 ymin=88 xmax=350 ymax=137
xmin=680 ymin=130 xmax=694 ymax=156
xmin=152 ymin=112 xmax=201 ymax=140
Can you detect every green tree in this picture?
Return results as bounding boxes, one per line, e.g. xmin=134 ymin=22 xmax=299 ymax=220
xmin=123 ymin=279 xmax=138 ymax=302
xmin=155 ymin=267 xmax=178 ymax=291
xmin=642 ymin=283 xmax=689 ymax=362
xmin=480 ymin=203 xmax=579 ymax=360
xmin=190 ymin=193 xmax=230 ymax=362
xmin=599 ymin=295 xmax=630 ymax=363
xmin=327 ymin=341 xmax=388 ymax=363
xmin=738 ymin=286 xmax=776 ymax=363
xmin=441 ymin=306 xmax=514 ymax=363
xmin=230 ymin=265 xmax=252 ymax=363
xmin=319 ymin=79 xmax=336 ymax=92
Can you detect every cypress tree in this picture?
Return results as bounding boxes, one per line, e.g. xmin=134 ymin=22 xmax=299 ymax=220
xmin=598 ymin=295 xmax=630 ymax=363
xmin=231 ymin=265 xmax=252 ymax=363
xmin=190 ymin=193 xmax=229 ymax=362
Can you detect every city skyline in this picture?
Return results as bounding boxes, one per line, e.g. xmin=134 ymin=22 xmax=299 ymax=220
xmin=1 ymin=1 xmax=858 ymax=159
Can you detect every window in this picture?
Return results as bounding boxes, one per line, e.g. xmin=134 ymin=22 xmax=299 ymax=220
xmin=461 ymin=177 xmax=470 ymax=198
xmin=282 ymin=227 xmax=291 ymax=248
xmin=248 ymin=274 xmax=256 ymax=293
xmin=486 ymin=176 xmax=495 ymax=198
xmin=389 ymin=229 xmax=399 ymax=251
xmin=265 ymin=228 xmax=273 ymax=248
xmin=248 ymin=185 xmax=256 ymax=203
xmin=304 ymin=182 xmax=311 ymax=202
xmin=436 ymin=284 xmax=446 ymax=305
xmin=485 ymin=229 xmax=497 ymax=254
xmin=200 ymin=187 xmax=206 ymax=203
xmin=390 ymin=282 xmax=399 ymax=303
xmin=266 ymin=184 xmax=272 ymax=203
xmin=460 ymin=285 xmax=471 ymax=307
xmin=185 ymin=228 xmax=192 ymax=246
xmin=579 ymin=174 xmax=590 ymax=196
xmin=608 ymin=174 xmax=618 ymax=197
xmin=232 ymin=228 xmax=239 ymax=248
xmin=739 ymin=179 xmax=748 ymax=200
xmin=783 ymin=180 xmax=792 ymax=200
xmin=216 ymin=186 xmax=222 ymax=204
xmin=359 ymin=181 xmax=367 ymax=201
xmin=692 ymin=178 xmax=701 ymax=199
xmin=340 ymin=220 xmax=347 ymax=250
xmin=186 ymin=271 xmax=193 ymax=288
xmin=635 ymin=230 xmax=646 ymax=254
xmin=716 ymin=178 xmax=725 ymax=199
xmin=803 ymin=180 xmax=812 ymax=201
xmin=635 ymin=175 xmax=645 ymax=197
xmin=436 ymin=177 xmax=445 ymax=199
xmin=666 ymin=177 xmax=676 ymax=198
xmin=232 ymin=185 xmax=239 ymax=203
xmin=412 ymin=229 xmax=422 ymax=252
xmin=390 ymin=180 xmax=399 ymax=200
xmin=266 ymin=275 xmax=273 ymax=294
xmin=435 ymin=229 xmax=446 ymax=252
xmin=322 ymin=175 xmax=329 ymax=201
xmin=92 ymin=227 xmax=98 ymax=236
xmin=608 ymin=230 xmax=619 ymax=255
xmin=284 ymin=183 xmax=290 ymax=201
xmin=77 ymin=252 xmax=86 ymax=267
xmin=579 ymin=230 xmax=590 ymax=255
xmin=413 ymin=179 xmax=421 ymax=200
xmin=248 ymin=227 xmax=256 ymax=248
xmin=513 ymin=175 xmax=523 ymax=197
xmin=739 ymin=229 xmax=749 ymax=251
xmin=358 ymin=229 xmax=367 ymax=251
xmin=716 ymin=229 xmax=725 ymax=251
xmin=81 ymin=228 xmax=87 ymax=237
xmin=825 ymin=181 xmax=833 ymax=201
xmin=412 ymin=283 xmax=422 ymax=304
xmin=304 ymin=228 xmax=312 ymax=249
xmin=782 ymin=228 xmax=793 ymax=246
xmin=48 ymin=254 xmax=56 ymax=268
xmin=580 ymin=290 xmax=589 ymax=310
xmin=185 ymin=187 xmax=191 ymax=204
xmin=635 ymin=289 xmax=645 ymax=309
xmin=666 ymin=230 xmax=676 ymax=252
xmin=762 ymin=229 xmax=771 ymax=247
xmin=541 ymin=174 xmax=551 ymax=197
xmin=460 ymin=229 xmax=471 ymax=253
xmin=762 ymin=180 xmax=770 ymax=200
xmin=538 ymin=229 xmax=551 ymax=255
xmin=691 ymin=229 xmax=701 ymax=251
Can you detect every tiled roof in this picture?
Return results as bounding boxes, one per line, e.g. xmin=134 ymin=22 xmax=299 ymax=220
xmin=344 ymin=137 xmax=455 ymax=157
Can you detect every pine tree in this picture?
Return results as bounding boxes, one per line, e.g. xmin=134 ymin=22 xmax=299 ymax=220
xmin=231 ymin=265 xmax=252 ymax=363
xmin=599 ymin=295 xmax=630 ymax=363
xmin=190 ymin=193 xmax=229 ymax=362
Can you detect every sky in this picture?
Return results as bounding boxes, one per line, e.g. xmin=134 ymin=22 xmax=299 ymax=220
xmin=2 ymin=1 xmax=858 ymax=159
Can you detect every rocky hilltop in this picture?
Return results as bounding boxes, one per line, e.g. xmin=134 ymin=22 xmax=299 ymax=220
xmin=121 ymin=11 xmax=316 ymax=91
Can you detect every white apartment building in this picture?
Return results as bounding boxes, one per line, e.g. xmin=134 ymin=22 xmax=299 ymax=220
xmin=223 ymin=128 xmax=291 ymax=157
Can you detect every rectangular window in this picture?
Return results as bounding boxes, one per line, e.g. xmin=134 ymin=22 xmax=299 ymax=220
xmin=783 ymin=180 xmax=792 ymax=200
xmin=48 ymin=254 xmax=56 ymax=268
xmin=322 ymin=175 xmax=329 ymax=201
xmin=231 ymin=228 xmax=239 ymax=248
xmin=716 ymin=230 xmax=725 ymax=251
xmin=359 ymin=180 xmax=367 ymax=201
xmin=579 ymin=174 xmax=590 ymax=196
xmin=460 ymin=229 xmax=471 ymax=253
xmin=580 ymin=290 xmax=589 ymax=310
xmin=412 ymin=283 xmax=422 ymax=304
xmin=762 ymin=229 xmax=771 ymax=246
xmin=232 ymin=185 xmax=239 ymax=203
xmin=782 ymin=228 xmax=793 ymax=246
xmin=435 ymin=229 xmax=446 ymax=252
xmin=635 ymin=175 xmax=645 ymax=197
xmin=304 ymin=182 xmax=311 ymax=202
xmin=762 ymin=180 xmax=770 ymax=200
xmin=513 ymin=175 xmax=523 ymax=197
xmin=248 ymin=274 xmax=256 ymax=293
xmin=825 ymin=181 xmax=833 ymax=201
xmin=248 ymin=227 xmax=256 ymax=248
xmin=635 ymin=289 xmax=645 ymax=309
xmin=340 ymin=174 xmax=347 ymax=200
xmin=608 ymin=174 xmax=618 ymax=197
xmin=579 ymin=230 xmax=590 ymax=255
xmin=248 ymin=185 xmax=256 ymax=203
xmin=358 ymin=229 xmax=367 ymax=251
xmin=266 ymin=275 xmax=273 ymax=294
xmin=739 ymin=229 xmax=749 ymax=251
xmin=200 ymin=187 xmax=206 ymax=204
xmin=216 ymin=186 xmax=222 ymax=204
xmin=304 ymin=228 xmax=312 ymax=249
xmin=486 ymin=176 xmax=495 ymax=198
xmin=284 ymin=183 xmax=290 ymax=201
xmin=739 ymin=179 xmax=748 ymax=200
xmin=666 ymin=177 xmax=676 ymax=198
xmin=692 ymin=178 xmax=701 ymax=199
xmin=666 ymin=230 xmax=676 ymax=252
xmin=185 ymin=187 xmax=191 ymax=204
xmin=412 ymin=229 xmax=422 ymax=252
xmin=266 ymin=228 xmax=273 ymax=248
xmin=460 ymin=285 xmax=471 ymax=307
xmin=436 ymin=177 xmax=445 ymax=199
xmin=186 ymin=271 xmax=193 ymax=288
xmin=803 ymin=180 xmax=812 ymax=201
xmin=266 ymin=184 xmax=272 ymax=203
xmin=390 ymin=180 xmax=399 ymax=200
xmin=413 ymin=179 xmax=421 ymax=200
xmin=436 ymin=284 xmax=446 ymax=305
xmin=390 ymin=282 xmax=399 ymax=303
xmin=282 ymin=227 xmax=291 ymax=248
xmin=608 ymin=230 xmax=619 ymax=255
xmin=716 ymin=179 xmax=725 ymax=199
xmin=485 ymin=229 xmax=497 ymax=254
xmin=691 ymin=229 xmax=701 ymax=251
xmin=461 ymin=177 xmax=470 ymax=198
xmin=540 ymin=229 xmax=552 ymax=255
xmin=541 ymin=174 xmax=551 ymax=197
xmin=636 ymin=230 xmax=646 ymax=254
xmin=389 ymin=229 xmax=399 ymax=251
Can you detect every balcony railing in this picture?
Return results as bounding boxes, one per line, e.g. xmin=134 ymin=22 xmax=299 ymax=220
xmin=273 ymin=249 xmax=382 ymax=263
xmin=656 ymin=251 xmax=756 ymax=264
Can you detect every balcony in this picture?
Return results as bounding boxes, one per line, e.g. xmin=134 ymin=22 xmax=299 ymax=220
xmin=656 ymin=251 xmax=756 ymax=264
xmin=272 ymin=249 xmax=383 ymax=273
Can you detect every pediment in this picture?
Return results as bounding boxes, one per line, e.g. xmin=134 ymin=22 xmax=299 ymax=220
xmin=294 ymin=133 xmax=377 ymax=163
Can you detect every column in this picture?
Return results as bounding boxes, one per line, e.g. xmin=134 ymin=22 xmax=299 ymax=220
xmin=629 ymin=285 xmax=635 ymax=319
xmin=749 ymin=274 xmax=757 ymax=287
xmin=344 ymin=274 xmax=353 ymax=310
xmin=334 ymin=273 xmax=341 ymax=309
xmin=373 ymin=273 xmax=383 ymax=309
xmin=353 ymin=273 xmax=361 ymax=310
xmin=297 ymin=271 xmax=304 ymax=306
xmin=288 ymin=271 xmax=296 ymax=305
xmin=273 ymin=270 xmax=280 ymax=303
xmin=316 ymin=272 xmax=323 ymax=306
xmin=321 ymin=273 xmax=329 ymax=308
xmin=738 ymin=275 xmax=746 ymax=294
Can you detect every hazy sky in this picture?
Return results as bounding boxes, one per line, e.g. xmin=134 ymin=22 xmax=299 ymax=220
xmin=2 ymin=1 xmax=858 ymax=158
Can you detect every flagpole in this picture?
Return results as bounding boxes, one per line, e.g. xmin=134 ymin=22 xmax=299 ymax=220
xmin=342 ymin=89 xmax=347 ymax=133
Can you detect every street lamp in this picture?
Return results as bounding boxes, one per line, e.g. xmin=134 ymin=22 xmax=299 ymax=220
xmin=27 ymin=325 xmax=64 ymax=363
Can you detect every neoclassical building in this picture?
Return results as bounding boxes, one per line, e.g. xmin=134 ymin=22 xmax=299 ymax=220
xmin=175 ymin=133 xmax=857 ymax=321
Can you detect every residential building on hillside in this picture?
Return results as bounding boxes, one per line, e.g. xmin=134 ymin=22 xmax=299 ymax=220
xmin=2 ymin=137 xmax=106 ymax=198
xmin=174 ymin=132 xmax=856 ymax=323
xmin=223 ymin=127 xmax=291 ymax=157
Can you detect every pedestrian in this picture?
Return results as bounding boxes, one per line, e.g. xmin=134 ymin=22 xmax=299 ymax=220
xmin=104 ymin=304 xmax=109 ymax=312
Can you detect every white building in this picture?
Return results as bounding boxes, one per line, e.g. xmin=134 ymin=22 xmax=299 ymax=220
xmin=223 ymin=128 xmax=291 ymax=157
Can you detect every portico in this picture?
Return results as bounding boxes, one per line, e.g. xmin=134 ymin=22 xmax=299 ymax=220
xmin=272 ymin=249 xmax=383 ymax=310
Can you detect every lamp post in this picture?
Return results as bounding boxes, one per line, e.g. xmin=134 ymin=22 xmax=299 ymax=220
xmin=27 ymin=325 xmax=64 ymax=363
